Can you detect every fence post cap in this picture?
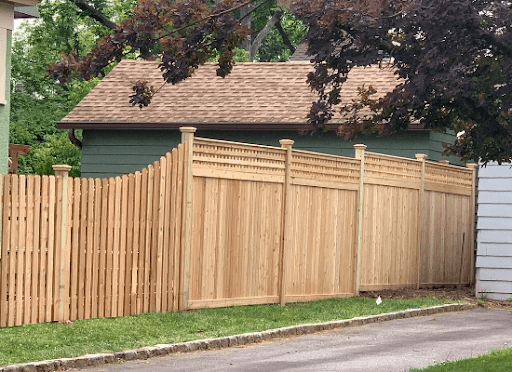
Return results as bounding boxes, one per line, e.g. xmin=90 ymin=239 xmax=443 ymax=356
xmin=353 ymin=144 xmax=367 ymax=150
xmin=52 ymin=165 xmax=72 ymax=173
xmin=415 ymin=153 xmax=427 ymax=161
xmin=466 ymin=163 xmax=478 ymax=169
xmin=279 ymin=139 xmax=294 ymax=147
xmin=179 ymin=127 xmax=197 ymax=133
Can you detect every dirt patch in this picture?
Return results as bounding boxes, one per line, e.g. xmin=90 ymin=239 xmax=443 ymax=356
xmin=360 ymin=286 xmax=512 ymax=310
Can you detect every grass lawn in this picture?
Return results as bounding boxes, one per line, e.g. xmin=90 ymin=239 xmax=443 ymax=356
xmin=409 ymin=346 xmax=512 ymax=372
xmin=0 ymin=296 xmax=457 ymax=366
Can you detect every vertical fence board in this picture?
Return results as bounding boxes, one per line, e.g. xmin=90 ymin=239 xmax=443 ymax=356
xmin=98 ymin=178 xmax=108 ymax=318
xmin=45 ymin=176 xmax=56 ymax=323
xmin=77 ymin=178 xmax=88 ymax=320
xmin=161 ymin=153 xmax=172 ymax=311
xmin=84 ymin=179 xmax=95 ymax=319
xmin=105 ymin=177 xmax=115 ymax=317
xmin=118 ymin=175 xmax=129 ymax=317
xmin=111 ymin=177 xmax=122 ymax=317
xmin=1 ymin=175 xmax=10 ymax=326
xmin=143 ymin=166 xmax=154 ymax=313
xmin=156 ymin=158 xmax=166 ymax=312
xmin=16 ymin=175 xmax=26 ymax=326
xmin=9 ymin=175 xmax=18 ymax=326
xmin=30 ymin=176 xmax=41 ymax=324
xmin=52 ymin=175 xmax=62 ymax=323
xmin=171 ymin=147 xmax=182 ymax=311
xmin=124 ymin=175 xmax=134 ymax=316
xmin=70 ymin=178 xmax=80 ymax=320
xmin=24 ymin=177 xmax=33 ymax=324
xmin=137 ymin=168 xmax=148 ymax=315
xmin=130 ymin=172 xmax=141 ymax=315
xmin=91 ymin=179 xmax=101 ymax=319
xmin=150 ymin=162 xmax=160 ymax=312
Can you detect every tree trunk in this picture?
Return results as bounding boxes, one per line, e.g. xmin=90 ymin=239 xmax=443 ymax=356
xmin=275 ymin=19 xmax=295 ymax=54
xmin=240 ymin=2 xmax=254 ymax=51
xmin=249 ymin=12 xmax=280 ymax=61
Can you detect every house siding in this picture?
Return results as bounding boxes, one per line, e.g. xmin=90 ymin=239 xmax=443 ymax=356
xmin=81 ymin=129 xmax=458 ymax=178
xmin=0 ymin=27 xmax=11 ymax=175
xmin=428 ymin=131 xmax=464 ymax=165
xmin=476 ymin=163 xmax=512 ymax=300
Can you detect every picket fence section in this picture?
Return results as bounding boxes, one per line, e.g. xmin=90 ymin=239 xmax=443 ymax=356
xmin=0 ymin=128 xmax=477 ymax=326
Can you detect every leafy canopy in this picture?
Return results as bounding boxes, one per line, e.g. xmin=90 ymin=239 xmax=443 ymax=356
xmin=11 ymin=0 xmax=134 ymax=176
xmin=49 ymin=0 xmax=512 ymax=164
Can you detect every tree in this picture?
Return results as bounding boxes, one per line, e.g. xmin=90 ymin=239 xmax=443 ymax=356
xmin=48 ymin=0 xmax=512 ymax=164
xmin=11 ymin=0 xmax=133 ymax=176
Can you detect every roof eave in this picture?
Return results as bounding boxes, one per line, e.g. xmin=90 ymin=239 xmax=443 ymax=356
xmin=58 ymin=121 xmax=429 ymax=132
xmin=57 ymin=121 xmax=312 ymax=131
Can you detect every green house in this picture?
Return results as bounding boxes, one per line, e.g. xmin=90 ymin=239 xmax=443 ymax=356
xmin=58 ymin=60 xmax=460 ymax=178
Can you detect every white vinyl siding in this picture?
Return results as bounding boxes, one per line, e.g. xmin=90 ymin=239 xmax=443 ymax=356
xmin=476 ymin=163 xmax=512 ymax=300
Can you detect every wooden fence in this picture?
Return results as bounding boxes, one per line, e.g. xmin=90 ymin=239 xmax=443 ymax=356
xmin=0 ymin=128 xmax=477 ymax=326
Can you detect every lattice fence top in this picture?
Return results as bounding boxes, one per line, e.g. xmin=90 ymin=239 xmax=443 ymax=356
xmin=425 ymin=161 xmax=473 ymax=189
xmin=193 ymin=137 xmax=287 ymax=176
xmin=291 ymin=149 xmax=361 ymax=184
xmin=364 ymin=152 xmax=422 ymax=181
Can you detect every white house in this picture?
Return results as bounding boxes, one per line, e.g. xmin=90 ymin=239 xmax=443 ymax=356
xmin=475 ymin=163 xmax=512 ymax=300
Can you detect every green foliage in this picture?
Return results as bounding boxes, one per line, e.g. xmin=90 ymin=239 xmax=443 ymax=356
xmin=0 ymin=296 xmax=456 ymax=366
xmin=250 ymin=2 xmax=307 ymax=61
xmin=28 ymin=134 xmax=81 ymax=177
xmin=295 ymin=0 xmax=512 ymax=164
xmin=10 ymin=0 xmax=122 ymax=176
xmin=409 ymin=346 xmax=512 ymax=372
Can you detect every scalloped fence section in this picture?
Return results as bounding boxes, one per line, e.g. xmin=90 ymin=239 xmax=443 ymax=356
xmin=0 ymin=132 xmax=477 ymax=326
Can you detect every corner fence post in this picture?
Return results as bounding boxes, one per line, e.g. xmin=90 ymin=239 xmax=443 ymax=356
xmin=354 ymin=144 xmax=367 ymax=296
xmin=467 ymin=163 xmax=478 ymax=285
xmin=52 ymin=164 xmax=72 ymax=323
xmin=179 ymin=127 xmax=196 ymax=311
xmin=279 ymin=139 xmax=294 ymax=306
xmin=415 ymin=154 xmax=427 ymax=289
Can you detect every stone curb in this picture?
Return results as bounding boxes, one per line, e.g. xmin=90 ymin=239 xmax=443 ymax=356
xmin=0 ymin=303 xmax=476 ymax=372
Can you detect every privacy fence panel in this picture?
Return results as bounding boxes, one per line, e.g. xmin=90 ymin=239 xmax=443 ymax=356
xmin=419 ymin=163 xmax=474 ymax=286
xmin=284 ymin=151 xmax=360 ymax=301
xmin=0 ymin=129 xmax=477 ymax=326
xmin=189 ymin=139 xmax=286 ymax=308
xmin=0 ymin=143 xmax=187 ymax=326
xmin=0 ymin=174 xmax=59 ymax=326
xmin=359 ymin=153 xmax=422 ymax=290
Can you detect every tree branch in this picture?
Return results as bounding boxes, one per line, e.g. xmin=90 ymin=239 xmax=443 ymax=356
xmin=275 ymin=18 xmax=295 ymax=54
xmin=69 ymin=0 xmax=117 ymax=30
xmin=249 ymin=13 xmax=280 ymax=60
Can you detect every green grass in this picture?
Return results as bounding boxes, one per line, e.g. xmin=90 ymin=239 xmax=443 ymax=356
xmin=0 ymin=296 xmax=456 ymax=366
xmin=409 ymin=346 xmax=512 ymax=372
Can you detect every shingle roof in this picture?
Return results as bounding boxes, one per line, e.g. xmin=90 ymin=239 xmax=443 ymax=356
xmin=288 ymin=42 xmax=310 ymax=62
xmin=58 ymin=60 xmax=401 ymax=130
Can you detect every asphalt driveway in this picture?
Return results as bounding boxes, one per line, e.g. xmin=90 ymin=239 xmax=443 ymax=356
xmin=83 ymin=309 xmax=512 ymax=372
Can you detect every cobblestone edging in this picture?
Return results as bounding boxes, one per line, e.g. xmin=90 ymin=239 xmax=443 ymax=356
xmin=1 ymin=303 xmax=476 ymax=372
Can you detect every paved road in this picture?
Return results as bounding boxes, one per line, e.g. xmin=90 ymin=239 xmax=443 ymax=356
xmin=84 ymin=309 xmax=512 ymax=372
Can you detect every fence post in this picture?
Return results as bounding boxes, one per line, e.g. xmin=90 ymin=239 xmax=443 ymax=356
xmin=279 ymin=139 xmax=294 ymax=306
xmin=354 ymin=144 xmax=366 ymax=295
xmin=179 ymin=127 xmax=196 ymax=311
xmin=52 ymin=164 xmax=72 ymax=322
xmin=467 ymin=163 xmax=478 ymax=285
xmin=415 ymin=154 xmax=427 ymax=289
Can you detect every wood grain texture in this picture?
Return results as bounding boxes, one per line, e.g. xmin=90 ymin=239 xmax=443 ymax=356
xmin=0 ymin=137 xmax=474 ymax=326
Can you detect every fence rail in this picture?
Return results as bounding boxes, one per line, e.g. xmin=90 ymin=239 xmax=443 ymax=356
xmin=0 ymin=128 xmax=477 ymax=326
